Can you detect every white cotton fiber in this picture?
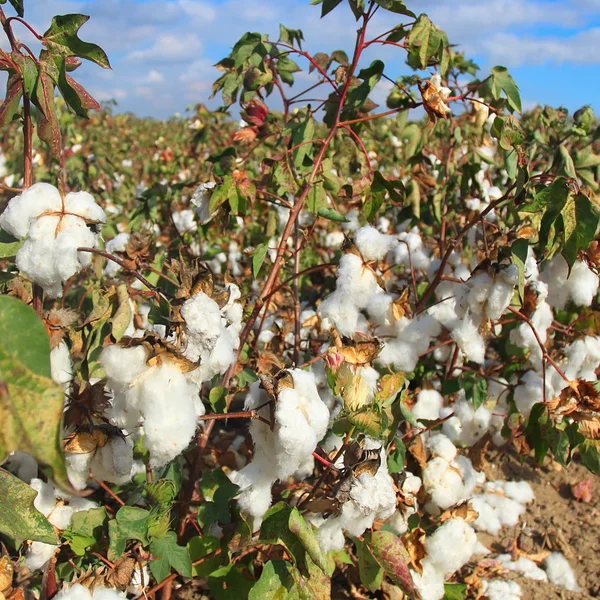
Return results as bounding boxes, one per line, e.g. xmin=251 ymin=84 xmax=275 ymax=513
xmin=542 ymin=255 xmax=599 ymax=310
xmin=54 ymin=584 xmax=123 ymax=600
xmin=428 ymin=433 xmax=457 ymax=462
xmin=483 ymin=580 xmax=522 ymax=600
xmin=50 ymin=341 xmax=72 ymax=387
xmin=544 ymin=552 xmax=581 ymax=591
xmin=450 ymin=313 xmax=486 ymax=364
xmin=411 ymin=560 xmax=445 ymax=600
xmin=354 ymin=225 xmax=397 ymax=261
xmin=0 ymin=183 xmax=106 ymax=297
xmin=514 ymin=370 xmax=543 ymax=417
xmin=191 ymin=181 xmax=217 ymax=223
xmin=426 ymin=519 xmax=478 ymax=575
xmin=412 ymin=389 xmax=443 ymax=422
xmin=497 ymin=554 xmax=547 ymax=581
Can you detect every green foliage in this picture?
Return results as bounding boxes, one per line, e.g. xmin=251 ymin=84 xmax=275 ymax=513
xmin=0 ymin=296 xmax=69 ymax=488
xmin=150 ymin=531 xmax=193 ymax=583
xmin=0 ymin=468 xmax=57 ymax=546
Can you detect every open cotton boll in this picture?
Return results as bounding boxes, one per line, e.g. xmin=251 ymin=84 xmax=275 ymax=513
xmin=336 ymin=253 xmax=383 ymax=307
xmin=0 ymin=182 xmax=62 ymax=239
xmin=542 ymin=255 xmax=599 ymax=309
xmin=234 ymin=371 xmax=330 ymax=522
xmin=378 ymin=315 xmax=441 ymax=373
xmin=482 ymin=580 xmax=522 ymax=600
xmin=54 ymin=584 xmax=123 ymax=600
xmin=191 ymin=181 xmax=217 ymax=224
xmin=2 ymin=184 xmax=106 ymax=298
xmin=318 ymin=290 xmax=361 ymax=337
xmin=455 ymin=273 xmax=493 ymax=317
xmin=471 ymin=492 xmax=528 ymax=534
xmin=426 ymin=518 xmax=478 ymax=576
xmin=172 ymin=209 xmax=196 ymax=234
xmin=394 ymin=229 xmax=431 ymax=270
xmin=441 ymin=398 xmax=492 ymax=446
xmin=134 ymin=364 xmax=200 ymax=468
xmin=428 ymin=433 xmax=457 ymax=462
xmin=450 ymin=313 xmax=486 ymax=364
xmin=497 ymin=554 xmax=547 ymax=581
xmin=544 ymin=552 xmax=581 ymax=591
xmin=411 ymin=560 xmax=445 ymax=600
xmin=104 ymin=233 xmax=130 ymax=276
xmin=514 ymin=370 xmax=543 ymax=417
xmin=51 ymin=340 xmax=72 ymax=387
xmin=354 ymin=225 xmax=397 ymax=261
xmin=486 ymin=265 xmax=518 ymax=320
xmin=412 ymin=389 xmax=443 ymax=423
xmin=566 ymin=260 xmax=598 ymax=307
xmin=325 ymin=230 xmax=345 ymax=249
xmin=316 ymin=439 xmax=397 ymax=552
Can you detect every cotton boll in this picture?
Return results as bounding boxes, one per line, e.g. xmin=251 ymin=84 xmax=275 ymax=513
xmin=65 ymin=452 xmax=93 ymax=490
xmin=567 ymin=260 xmax=598 ymax=307
xmin=544 ymin=552 xmax=581 ymax=591
xmin=337 ymin=253 xmax=382 ymax=306
xmin=30 ymin=478 xmax=57 ymax=516
xmin=51 ymin=340 xmax=72 ymax=387
xmin=104 ymin=233 xmax=130 ymax=276
xmin=366 ymin=293 xmax=393 ymax=326
xmin=422 ymin=457 xmax=466 ymax=510
xmin=318 ymin=291 xmax=360 ymax=337
xmin=428 ymin=434 xmax=457 ymax=462
xmin=441 ymin=399 xmax=491 ymax=446
xmin=482 ymin=580 xmax=522 ymax=600
xmin=171 ymin=209 xmax=196 ymax=233
xmin=136 ymin=364 xmax=199 ymax=468
xmin=497 ymin=554 xmax=547 ymax=581
xmin=486 ymin=265 xmax=518 ymax=320
xmin=412 ymin=390 xmax=443 ymax=422
xmin=100 ymin=345 xmax=148 ymax=384
xmin=341 ymin=209 xmax=360 ymax=232
xmin=503 ymin=481 xmax=534 ymax=504
xmin=181 ymin=292 xmax=223 ymax=358
xmin=354 ymin=225 xmax=397 ymax=261
xmin=426 ymin=519 xmax=478 ymax=575
xmin=0 ymin=182 xmax=62 ymax=238
xmin=191 ymin=182 xmax=217 ymax=223
xmin=450 ymin=313 xmax=486 ymax=364
xmin=514 ymin=370 xmax=543 ymax=417
xmin=325 ymin=231 xmax=344 ymax=249
xmin=64 ymin=191 xmax=106 ymax=224
xmin=26 ymin=542 xmax=58 ymax=572
xmin=235 ymin=372 xmax=330 ymax=521
xmin=92 ymin=588 xmax=124 ymax=600
xmin=411 ymin=560 xmax=445 ymax=600
xmin=2 ymin=451 xmax=38 ymax=483
xmin=53 ymin=584 xmax=93 ymax=600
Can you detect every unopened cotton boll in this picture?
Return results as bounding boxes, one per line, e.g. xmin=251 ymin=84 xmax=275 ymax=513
xmin=354 ymin=225 xmax=397 ymax=261
xmin=544 ymin=552 xmax=581 ymax=591
xmin=0 ymin=183 xmax=106 ymax=298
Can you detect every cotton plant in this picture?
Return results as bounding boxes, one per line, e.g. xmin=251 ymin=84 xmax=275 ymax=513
xmin=314 ymin=436 xmax=397 ymax=552
xmin=26 ymin=479 xmax=97 ymax=571
xmin=0 ymin=183 xmax=106 ymax=298
xmin=232 ymin=370 xmax=330 ymax=523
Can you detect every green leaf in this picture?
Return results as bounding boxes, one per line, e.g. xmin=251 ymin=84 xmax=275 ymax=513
xmin=370 ymin=530 xmax=417 ymax=598
xmin=111 ymin=284 xmax=133 ymax=341
xmin=354 ymin=536 xmax=383 ymax=593
xmin=252 ymin=243 xmax=269 ymax=278
xmin=0 ymin=468 xmax=57 ymax=546
xmin=0 ymin=229 xmax=23 ymax=258
xmin=444 ymin=582 xmax=468 ymax=600
xmin=4 ymin=0 xmax=24 ymax=17
xmin=579 ymin=439 xmax=600 ymax=475
xmin=64 ymin=507 xmax=107 ymax=555
xmin=149 ymin=531 xmax=192 ymax=583
xmin=292 ymin=113 xmax=315 ymax=170
xmin=307 ymin=182 xmax=326 ymax=214
xmin=288 ymin=508 xmax=328 ymax=573
xmin=197 ymin=469 xmax=239 ymax=528
xmin=0 ymin=74 xmax=23 ymax=128
xmin=511 ymin=238 xmax=529 ymax=302
xmin=249 ymin=560 xmax=298 ymax=600
xmin=314 ymin=0 xmax=344 ymax=18
xmin=209 ymin=564 xmax=254 ymax=600
xmin=11 ymin=53 xmax=38 ymax=98
xmin=108 ymin=505 xmax=151 ymax=560
xmin=208 ymin=386 xmax=227 ymax=413
xmin=187 ymin=535 xmax=221 ymax=578
xmin=463 ymin=375 xmax=487 ymax=410
xmin=373 ymin=0 xmax=415 ymax=16
xmin=491 ymin=66 xmax=521 ymax=113
xmin=561 ymin=192 xmax=600 ymax=267
xmin=43 ymin=14 xmax=110 ymax=68
xmin=387 ymin=438 xmax=406 ymax=474
xmin=0 ymin=296 xmax=69 ymax=489
xmin=316 ymin=207 xmax=348 ymax=222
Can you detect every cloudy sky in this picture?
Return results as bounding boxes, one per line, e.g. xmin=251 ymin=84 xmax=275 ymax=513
xmin=6 ymin=0 xmax=600 ymax=119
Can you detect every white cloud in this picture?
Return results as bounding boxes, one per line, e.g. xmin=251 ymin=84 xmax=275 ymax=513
xmin=146 ymin=70 xmax=166 ymax=84
xmin=127 ymin=33 xmax=203 ymax=63
xmin=480 ymin=28 xmax=600 ymax=66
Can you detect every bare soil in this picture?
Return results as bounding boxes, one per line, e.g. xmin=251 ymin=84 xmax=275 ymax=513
xmin=475 ymin=450 xmax=600 ymax=599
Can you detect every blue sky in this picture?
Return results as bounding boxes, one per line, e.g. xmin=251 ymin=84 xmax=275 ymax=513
xmin=4 ymin=0 xmax=600 ymax=119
